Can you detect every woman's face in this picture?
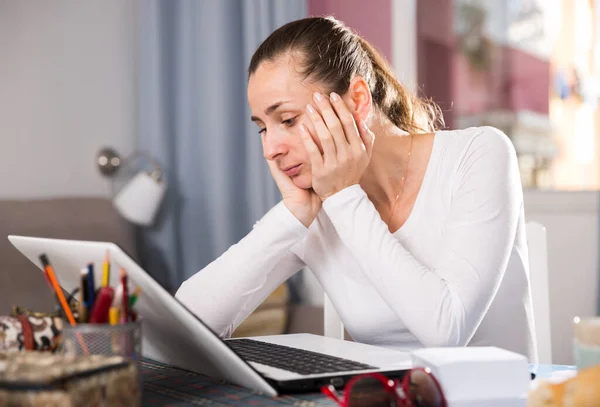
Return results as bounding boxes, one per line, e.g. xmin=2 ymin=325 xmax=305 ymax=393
xmin=248 ymin=55 xmax=324 ymax=189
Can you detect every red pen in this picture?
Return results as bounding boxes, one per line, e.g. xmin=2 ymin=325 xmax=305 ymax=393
xmin=89 ymin=286 xmax=114 ymax=324
xmin=120 ymin=268 xmax=129 ymax=323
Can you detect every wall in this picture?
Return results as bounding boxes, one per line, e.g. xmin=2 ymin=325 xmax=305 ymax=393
xmin=416 ymin=0 xmax=456 ymax=128
xmin=308 ymin=0 xmax=392 ymax=61
xmin=308 ymin=0 xmax=417 ymax=94
xmin=524 ymin=190 xmax=600 ymax=364
xmin=0 ymin=0 xmax=137 ymax=199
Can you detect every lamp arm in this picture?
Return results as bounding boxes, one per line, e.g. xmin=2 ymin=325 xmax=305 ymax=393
xmin=122 ymin=150 xmax=164 ymax=178
xmin=108 ymin=150 xmax=165 ymax=199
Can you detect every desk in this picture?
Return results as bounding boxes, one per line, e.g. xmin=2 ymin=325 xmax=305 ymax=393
xmin=140 ymin=359 xmax=577 ymax=407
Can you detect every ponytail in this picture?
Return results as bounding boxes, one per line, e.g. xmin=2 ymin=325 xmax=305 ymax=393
xmin=357 ymin=37 xmax=444 ymax=133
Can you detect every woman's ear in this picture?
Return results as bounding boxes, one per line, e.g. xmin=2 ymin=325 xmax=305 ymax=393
xmin=343 ymin=76 xmax=371 ymax=121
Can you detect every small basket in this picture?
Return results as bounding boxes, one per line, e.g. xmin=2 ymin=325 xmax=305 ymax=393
xmin=60 ymin=321 xmax=142 ymax=364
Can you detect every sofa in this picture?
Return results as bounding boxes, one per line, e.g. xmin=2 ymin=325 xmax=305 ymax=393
xmin=0 ymin=198 xmax=138 ymax=315
xmin=0 ymin=197 xmax=324 ymax=336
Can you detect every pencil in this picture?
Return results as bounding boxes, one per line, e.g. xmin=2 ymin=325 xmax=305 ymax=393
xmin=109 ymin=307 xmax=120 ymax=325
xmin=39 ymin=254 xmax=77 ymax=326
xmin=109 ymin=306 xmax=120 ymax=353
xmin=41 ymin=263 xmax=62 ymax=315
xmin=129 ymin=286 xmax=142 ymax=308
xmin=102 ymin=250 xmax=111 ymax=287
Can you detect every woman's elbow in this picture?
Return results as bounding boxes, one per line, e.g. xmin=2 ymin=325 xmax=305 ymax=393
xmin=174 ymin=279 xmax=206 ymax=309
xmin=421 ymin=329 xmax=465 ymax=348
xmin=219 ymin=326 xmax=234 ymax=339
xmin=176 ymin=286 xmax=235 ymax=339
xmin=425 ymin=289 xmax=474 ymax=347
xmin=174 ymin=281 xmax=187 ymax=300
xmin=419 ymin=312 xmax=471 ymax=348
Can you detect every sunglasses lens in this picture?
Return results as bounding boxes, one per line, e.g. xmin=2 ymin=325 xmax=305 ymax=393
xmin=405 ymin=369 xmax=445 ymax=407
xmin=347 ymin=376 xmax=399 ymax=407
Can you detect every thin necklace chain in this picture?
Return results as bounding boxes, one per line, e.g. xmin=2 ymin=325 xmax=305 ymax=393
xmin=387 ymin=134 xmax=414 ymax=226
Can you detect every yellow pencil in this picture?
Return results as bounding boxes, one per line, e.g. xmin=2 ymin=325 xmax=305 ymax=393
xmin=102 ymin=250 xmax=111 ymax=287
xmin=109 ymin=306 xmax=121 ymax=353
xmin=109 ymin=307 xmax=120 ymax=325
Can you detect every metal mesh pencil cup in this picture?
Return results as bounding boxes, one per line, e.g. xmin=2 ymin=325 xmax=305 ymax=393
xmin=60 ymin=321 xmax=142 ymax=363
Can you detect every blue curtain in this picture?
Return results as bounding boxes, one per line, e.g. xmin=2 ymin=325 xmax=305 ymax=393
xmin=136 ymin=0 xmax=307 ymax=293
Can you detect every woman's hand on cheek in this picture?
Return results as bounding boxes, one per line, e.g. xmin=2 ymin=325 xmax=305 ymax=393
xmin=265 ymin=159 xmax=322 ymax=228
xmin=301 ymin=91 xmax=374 ymax=200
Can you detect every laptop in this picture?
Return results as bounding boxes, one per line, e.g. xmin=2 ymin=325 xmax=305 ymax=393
xmin=8 ymin=235 xmax=412 ymax=396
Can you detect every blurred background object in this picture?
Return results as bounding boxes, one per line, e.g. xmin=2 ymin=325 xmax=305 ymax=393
xmin=97 ymin=147 xmax=167 ymax=226
xmin=449 ymin=0 xmax=600 ymax=190
xmin=451 ymin=0 xmax=560 ymax=189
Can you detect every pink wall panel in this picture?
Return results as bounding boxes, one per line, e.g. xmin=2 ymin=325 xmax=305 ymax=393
xmin=417 ymin=0 xmax=454 ymax=46
xmin=452 ymin=46 xmax=549 ymax=116
xmin=308 ymin=0 xmax=392 ymax=62
xmin=508 ymin=48 xmax=549 ymax=114
xmin=417 ymin=0 xmax=455 ymax=127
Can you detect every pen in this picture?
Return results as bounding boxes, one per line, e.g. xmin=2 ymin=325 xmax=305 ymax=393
xmin=120 ymin=269 xmax=129 ymax=323
xmin=39 ymin=254 xmax=77 ymax=326
xmin=113 ymin=281 xmax=123 ymax=307
xmin=79 ymin=268 xmax=89 ymax=323
xmin=102 ymin=251 xmax=111 ymax=287
xmin=81 ymin=267 xmax=93 ymax=318
xmin=89 ymin=286 xmax=114 ymax=323
xmin=87 ymin=262 xmax=96 ymax=308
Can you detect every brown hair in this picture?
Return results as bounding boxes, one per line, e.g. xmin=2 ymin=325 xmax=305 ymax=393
xmin=248 ymin=16 xmax=444 ymax=134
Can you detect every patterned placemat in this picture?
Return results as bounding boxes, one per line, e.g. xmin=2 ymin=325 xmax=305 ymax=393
xmin=140 ymin=358 xmax=578 ymax=407
xmin=140 ymin=358 xmax=336 ymax=407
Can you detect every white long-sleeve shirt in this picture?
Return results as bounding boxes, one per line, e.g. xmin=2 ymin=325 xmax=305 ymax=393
xmin=176 ymin=126 xmax=538 ymax=362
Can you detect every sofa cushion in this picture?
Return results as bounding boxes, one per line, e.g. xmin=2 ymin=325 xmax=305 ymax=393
xmin=231 ymin=283 xmax=289 ymax=338
xmin=0 ymin=198 xmax=136 ymax=315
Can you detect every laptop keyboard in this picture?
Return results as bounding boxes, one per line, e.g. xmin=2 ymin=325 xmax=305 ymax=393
xmin=227 ymin=338 xmax=377 ymax=375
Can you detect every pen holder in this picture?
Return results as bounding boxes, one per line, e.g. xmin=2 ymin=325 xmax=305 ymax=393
xmin=60 ymin=321 xmax=142 ymax=365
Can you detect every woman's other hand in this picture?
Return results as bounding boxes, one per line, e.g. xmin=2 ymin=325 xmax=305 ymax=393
xmin=266 ymin=158 xmax=322 ymax=228
xmin=301 ymin=92 xmax=375 ymax=200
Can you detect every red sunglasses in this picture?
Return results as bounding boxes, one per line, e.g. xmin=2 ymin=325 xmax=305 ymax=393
xmin=321 ymin=368 xmax=447 ymax=407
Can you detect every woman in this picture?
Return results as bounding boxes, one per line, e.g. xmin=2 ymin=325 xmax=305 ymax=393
xmin=176 ymin=17 xmax=537 ymax=361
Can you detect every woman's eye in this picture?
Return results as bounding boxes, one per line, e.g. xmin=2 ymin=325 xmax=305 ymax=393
xmin=257 ymin=116 xmax=297 ymax=134
xmin=282 ymin=117 xmax=297 ymax=127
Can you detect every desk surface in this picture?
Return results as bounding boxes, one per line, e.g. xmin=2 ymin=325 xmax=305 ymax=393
xmin=140 ymin=359 xmax=577 ymax=407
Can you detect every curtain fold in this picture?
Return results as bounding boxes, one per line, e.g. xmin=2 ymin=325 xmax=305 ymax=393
xmin=136 ymin=0 xmax=307 ymax=292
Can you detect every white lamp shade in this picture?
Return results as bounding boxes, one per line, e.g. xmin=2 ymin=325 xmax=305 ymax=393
xmin=113 ymin=171 xmax=167 ymax=226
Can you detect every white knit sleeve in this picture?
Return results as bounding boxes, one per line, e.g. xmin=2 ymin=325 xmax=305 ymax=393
xmin=175 ymin=201 xmax=307 ymax=338
xmin=322 ymin=127 xmax=522 ymax=347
